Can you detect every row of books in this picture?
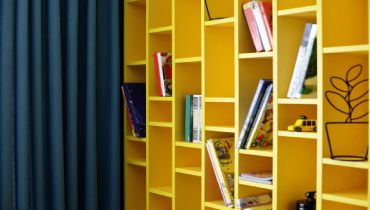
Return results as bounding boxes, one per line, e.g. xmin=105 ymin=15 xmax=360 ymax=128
xmin=243 ymin=1 xmax=273 ymax=52
xmin=121 ymin=83 xmax=147 ymax=138
xmin=287 ymin=23 xmax=318 ymax=99
xmin=154 ymin=52 xmax=172 ymax=97
xmin=185 ymin=95 xmax=202 ymax=143
xmin=236 ymin=80 xmax=273 ymax=149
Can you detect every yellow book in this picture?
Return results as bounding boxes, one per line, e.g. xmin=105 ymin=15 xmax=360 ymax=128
xmin=206 ymin=138 xmax=235 ymax=207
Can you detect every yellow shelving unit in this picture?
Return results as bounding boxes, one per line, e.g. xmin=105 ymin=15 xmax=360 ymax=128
xmin=124 ymin=0 xmax=370 ymax=209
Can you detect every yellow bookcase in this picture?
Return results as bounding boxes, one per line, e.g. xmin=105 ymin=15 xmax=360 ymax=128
xmin=124 ymin=0 xmax=370 ymax=209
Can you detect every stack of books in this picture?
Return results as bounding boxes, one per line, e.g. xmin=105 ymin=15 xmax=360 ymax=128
xmin=238 ymin=170 xmax=273 ymax=185
xmin=236 ymin=79 xmax=273 ymax=149
xmin=153 ymin=52 xmax=173 ymax=97
xmin=185 ymin=95 xmax=202 ymax=143
xmin=243 ymin=1 xmax=273 ymax=52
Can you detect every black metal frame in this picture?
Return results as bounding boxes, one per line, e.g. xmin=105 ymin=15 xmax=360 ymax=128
xmin=204 ymin=0 xmax=226 ymax=20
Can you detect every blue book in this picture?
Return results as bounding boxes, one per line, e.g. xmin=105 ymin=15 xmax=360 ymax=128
xmin=122 ymin=83 xmax=146 ymax=138
xmin=185 ymin=95 xmax=193 ymax=142
xmin=236 ymin=79 xmax=272 ymax=149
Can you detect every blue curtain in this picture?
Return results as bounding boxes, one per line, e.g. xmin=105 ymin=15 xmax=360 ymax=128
xmin=0 ymin=0 xmax=122 ymax=209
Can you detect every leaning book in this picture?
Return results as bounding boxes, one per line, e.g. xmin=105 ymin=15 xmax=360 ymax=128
xmin=153 ymin=52 xmax=172 ymax=97
xmin=237 ymin=193 xmax=272 ymax=209
xmin=206 ymin=138 xmax=235 ymax=207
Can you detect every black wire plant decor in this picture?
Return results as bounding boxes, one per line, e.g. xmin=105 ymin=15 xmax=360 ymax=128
xmin=325 ymin=64 xmax=369 ymax=161
xmin=204 ymin=0 xmax=226 ymax=20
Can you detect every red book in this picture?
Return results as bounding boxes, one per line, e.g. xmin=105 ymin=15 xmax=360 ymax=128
xmin=243 ymin=2 xmax=263 ymax=52
xmin=153 ymin=53 xmax=172 ymax=97
xmin=121 ymin=86 xmax=136 ymax=137
xmin=259 ymin=2 xmax=273 ymax=50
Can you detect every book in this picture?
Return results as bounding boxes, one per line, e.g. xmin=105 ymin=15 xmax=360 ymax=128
xmin=238 ymin=203 xmax=272 ymax=210
xmin=241 ymin=170 xmax=273 ymax=181
xmin=237 ymin=193 xmax=272 ymax=209
xmin=244 ymin=84 xmax=273 ymax=149
xmin=250 ymin=1 xmax=272 ymax=52
xmin=206 ymin=138 xmax=235 ymax=207
xmin=122 ymin=83 xmax=147 ymax=138
xmin=243 ymin=2 xmax=263 ymax=52
xmin=295 ymin=37 xmax=318 ymax=99
xmin=193 ymin=95 xmax=202 ymax=143
xmin=259 ymin=2 xmax=273 ymax=50
xmin=238 ymin=176 xmax=273 ymax=185
xmin=153 ymin=52 xmax=172 ymax=97
xmin=185 ymin=95 xmax=193 ymax=142
xmin=236 ymin=79 xmax=272 ymax=149
xmin=121 ymin=86 xmax=136 ymax=137
xmin=287 ymin=23 xmax=313 ymax=98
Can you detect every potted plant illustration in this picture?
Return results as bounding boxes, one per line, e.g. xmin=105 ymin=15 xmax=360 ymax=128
xmin=325 ymin=64 xmax=369 ymax=161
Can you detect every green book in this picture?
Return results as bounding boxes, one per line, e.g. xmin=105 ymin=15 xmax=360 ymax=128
xmin=185 ymin=95 xmax=193 ymax=142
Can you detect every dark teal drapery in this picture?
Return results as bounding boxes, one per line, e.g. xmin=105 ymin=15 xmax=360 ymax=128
xmin=0 ymin=0 xmax=122 ymax=210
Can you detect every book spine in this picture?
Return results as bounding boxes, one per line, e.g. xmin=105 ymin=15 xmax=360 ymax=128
xmin=294 ymin=24 xmax=317 ymax=98
xmin=244 ymin=84 xmax=273 ymax=149
xmin=287 ymin=23 xmax=312 ymax=98
xmin=243 ymin=3 xmax=264 ymax=52
xmin=192 ymin=95 xmax=199 ymax=142
xmin=250 ymin=1 xmax=272 ymax=52
xmin=185 ymin=95 xmax=193 ymax=142
xmin=198 ymin=95 xmax=202 ymax=142
xmin=153 ymin=53 xmax=165 ymax=96
xmin=259 ymin=2 xmax=273 ymax=50
xmin=122 ymin=84 xmax=138 ymax=137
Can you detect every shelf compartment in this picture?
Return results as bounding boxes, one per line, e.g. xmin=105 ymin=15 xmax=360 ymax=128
xmin=278 ymin=98 xmax=318 ymax=104
xmin=323 ymin=45 xmax=369 ymax=56
xmin=125 ymin=2 xmax=146 ymax=62
xmin=126 ymin=60 xmax=147 ymax=66
xmin=205 ymin=102 xmax=235 ymax=132
xmin=148 ymin=0 xmax=171 ymax=29
xmin=149 ymin=186 xmax=173 ymax=197
xmin=239 ymin=147 xmax=273 ymax=157
xmin=322 ymin=186 xmax=368 ymax=207
xmin=149 ymin=121 xmax=173 ymax=127
xmin=175 ymin=167 xmax=202 ymax=176
xmin=126 ymin=136 xmax=147 ymax=142
xmin=205 ymin=17 xmax=235 ymax=27
xmin=323 ymin=158 xmax=368 ymax=169
xmin=239 ymin=180 xmax=273 ymax=190
xmin=278 ymin=131 xmax=317 ymax=139
xmin=149 ymin=101 xmax=172 ymax=122
xmin=175 ymin=141 xmax=202 ymax=149
xmin=127 ymin=0 xmax=146 ymax=5
xmin=277 ymin=104 xmax=317 ymax=132
xmin=239 ymin=52 xmax=274 ymax=59
xmin=149 ymin=26 xmax=173 ymax=35
xmin=127 ymin=157 xmax=147 ymax=167
xmin=277 ymin=0 xmax=316 ymax=11
xmin=149 ymin=96 xmax=173 ymax=101
xmin=175 ymin=57 xmax=202 ymax=64
xmin=204 ymin=97 xmax=235 ymax=103
xmin=322 ymin=199 xmax=367 ymax=210
xmin=278 ymin=5 xmax=317 ymax=22
xmin=176 ymin=173 xmax=201 ymax=210
xmin=149 ymin=193 xmax=172 ymax=210
xmin=204 ymin=200 xmax=230 ymax=210
xmin=125 ymin=164 xmax=146 ymax=210
xmin=205 ymin=126 xmax=235 ymax=133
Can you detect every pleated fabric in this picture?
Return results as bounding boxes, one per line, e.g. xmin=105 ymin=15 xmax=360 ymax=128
xmin=0 ymin=0 xmax=122 ymax=209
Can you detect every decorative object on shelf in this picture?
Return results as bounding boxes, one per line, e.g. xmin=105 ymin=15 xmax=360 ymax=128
xmin=288 ymin=115 xmax=317 ymax=132
xmin=325 ymin=64 xmax=368 ymax=161
xmin=296 ymin=191 xmax=316 ymax=210
xmin=204 ymin=0 xmax=226 ymax=20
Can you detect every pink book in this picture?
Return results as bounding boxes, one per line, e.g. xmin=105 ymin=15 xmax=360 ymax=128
xmin=243 ymin=2 xmax=263 ymax=52
xmin=259 ymin=2 xmax=273 ymax=50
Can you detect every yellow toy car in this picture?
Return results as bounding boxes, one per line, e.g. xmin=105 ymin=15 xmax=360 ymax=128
xmin=288 ymin=116 xmax=317 ymax=132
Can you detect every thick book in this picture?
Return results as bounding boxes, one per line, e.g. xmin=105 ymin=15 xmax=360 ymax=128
xmin=287 ymin=23 xmax=313 ymax=98
xmin=236 ymin=79 xmax=272 ymax=149
xmin=259 ymin=2 xmax=273 ymax=50
xmin=237 ymin=193 xmax=272 ymax=209
xmin=250 ymin=1 xmax=272 ymax=52
xmin=206 ymin=138 xmax=235 ymax=207
xmin=295 ymin=37 xmax=318 ymax=99
xmin=153 ymin=52 xmax=172 ymax=97
xmin=192 ymin=95 xmax=202 ymax=143
xmin=185 ymin=95 xmax=193 ymax=142
xmin=243 ymin=2 xmax=263 ymax=52
xmin=122 ymin=83 xmax=147 ymax=138
xmin=244 ymin=85 xmax=273 ymax=149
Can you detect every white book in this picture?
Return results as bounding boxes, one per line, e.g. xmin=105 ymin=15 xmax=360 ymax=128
xmin=287 ymin=23 xmax=313 ymax=98
xmin=193 ymin=95 xmax=202 ymax=143
xmin=238 ymin=176 xmax=273 ymax=185
xmin=250 ymin=1 xmax=272 ymax=52
xmin=294 ymin=24 xmax=317 ymax=98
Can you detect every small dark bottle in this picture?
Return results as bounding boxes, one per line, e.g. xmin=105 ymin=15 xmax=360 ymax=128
xmin=296 ymin=191 xmax=316 ymax=210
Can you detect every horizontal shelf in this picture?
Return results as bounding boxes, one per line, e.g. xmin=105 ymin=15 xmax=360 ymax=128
xmin=127 ymin=0 xmax=146 ymax=5
xmin=149 ymin=96 xmax=173 ymax=101
xmin=205 ymin=17 xmax=235 ymax=27
xmin=239 ymin=180 xmax=274 ymax=190
xmin=204 ymin=97 xmax=235 ymax=103
xmin=239 ymin=147 xmax=273 ymax=157
xmin=205 ymin=126 xmax=235 ymax=133
xmin=323 ymin=45 xmax=369 ymax=56
xmin=149 ymin=186 xmax=173 ymax=198
xmin=126 ymin=60 xmax=146 ymax=66
xmin=175 ymin=57 xmax=202 ymax=64
xmin=323 ymin=158 xmax=369 ymax=169
xmin=278 ymin=98 xmax=318 ymax=104
xmin=175 ymin=141 xmax=202 ymax=149
xmin=322 ymin=186 xmax=368 ymax=207
xmin=278 ymin=5 xmax=317 ymax=21
xmin=126 ymin=157 xmax=147 ymax=167
xmin=239 ymin=52 xmax=274 ymax=59
xmin=126 ymin=136 xmax=147 ymax=142
xmin=149 ymin=121 xmax=173 ymax=127
xmin=204 ymin=200 xmax=230 ymax=210
xmin=149 ymin=26 xmax=172 ymax=35
xmin=278 ymin=131 xmax=317 ymax=139
xmin=175 ymin=167 xmax=202 ymax=176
